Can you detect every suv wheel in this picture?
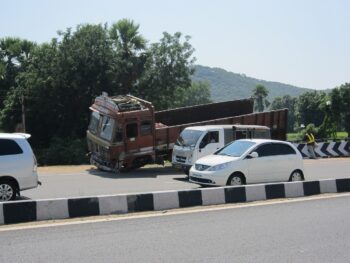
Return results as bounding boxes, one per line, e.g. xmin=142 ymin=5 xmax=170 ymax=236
xmin=0 ymin=180 xmax=16 ymax=201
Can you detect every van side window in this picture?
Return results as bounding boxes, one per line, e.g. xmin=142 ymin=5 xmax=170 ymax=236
xmin=200 ymin=131 xmax=219 ymax=148
xmin=126 ymin=123 xmax=138 ymax=138
xmin=0 ymin=139 xmax=23 ymax=156
xmin=209 ymin=131 xmax=219 ymax=143
xmin=140 ymin=121 xmax=152 ymax=136
xmin=235 ymin=131 xmax=247 ymax=140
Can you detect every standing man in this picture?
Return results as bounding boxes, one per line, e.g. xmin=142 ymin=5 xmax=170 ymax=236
xmin=304 ymin=129 xmax=317 ymax=159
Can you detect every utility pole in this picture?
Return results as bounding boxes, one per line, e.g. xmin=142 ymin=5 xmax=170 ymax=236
xmin=21 ymin=92 xmax=26 ymax=133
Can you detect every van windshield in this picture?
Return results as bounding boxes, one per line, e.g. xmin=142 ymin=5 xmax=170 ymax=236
xmin=176 ymin=130 xmax=203 ymax=147
xmin=216 ymin=140 xmax=256 ymax=157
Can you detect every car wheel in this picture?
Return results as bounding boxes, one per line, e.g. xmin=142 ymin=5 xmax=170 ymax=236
xmin=227 ymin=173 xmax=244 ymax=186
xmin=289 ymin=170 xmax=304 ymax=182
xmin=0 ymin=180 xmax=16 ymax=201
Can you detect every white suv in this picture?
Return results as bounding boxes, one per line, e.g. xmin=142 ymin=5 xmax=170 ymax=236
xmin=0 ymin=133 xmax=39 ymax=201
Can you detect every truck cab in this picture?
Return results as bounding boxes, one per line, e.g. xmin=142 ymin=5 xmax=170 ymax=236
xmin=172 ymin=125 xmax=270 ymax=175
xmin=87 ymin=93 xmax=156 ymax=171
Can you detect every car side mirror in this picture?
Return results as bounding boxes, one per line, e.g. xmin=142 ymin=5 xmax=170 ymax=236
xmin=247 ymin=152 xmax=258 ymax=159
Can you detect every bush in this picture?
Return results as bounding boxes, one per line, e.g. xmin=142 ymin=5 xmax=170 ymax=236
xmin=35 ymin=137 xmax=89 ymax=166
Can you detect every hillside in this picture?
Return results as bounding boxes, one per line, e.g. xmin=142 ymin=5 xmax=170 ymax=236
xmin=192 ymin=65 xmax=312 ymax=102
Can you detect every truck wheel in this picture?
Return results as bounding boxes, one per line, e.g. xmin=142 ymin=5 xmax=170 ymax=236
xmin=0 ymin=180 xmax=16 ymax=201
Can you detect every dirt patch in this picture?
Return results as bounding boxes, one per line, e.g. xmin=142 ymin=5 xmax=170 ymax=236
xmin=38 ymin=165 xmax=96 ymax=175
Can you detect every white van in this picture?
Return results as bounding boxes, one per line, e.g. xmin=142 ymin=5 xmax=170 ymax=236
xmin=0 ymin=133 xmax=40 ymax=201
xmin=172 ymin=125 xmax=270 ymax=175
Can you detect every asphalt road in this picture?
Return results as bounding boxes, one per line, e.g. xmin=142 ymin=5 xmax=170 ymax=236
xmin=20 ymin=158 xmax=350 ymax=200
xmin=1 ymin=194 xmax=349 ymax=262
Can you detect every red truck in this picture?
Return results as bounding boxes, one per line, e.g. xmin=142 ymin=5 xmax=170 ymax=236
xmin=87 ymin=92 xmax=288 ymax=172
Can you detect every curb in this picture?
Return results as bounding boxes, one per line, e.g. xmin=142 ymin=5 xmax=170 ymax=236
xmin=1 ymin=178 xmax=350 ymax=225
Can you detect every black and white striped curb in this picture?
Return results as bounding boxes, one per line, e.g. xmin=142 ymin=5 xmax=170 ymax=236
xmin=1 ymin=178 xmax=350 ymax=225
xmin=294 ymin=141 xmax=350 ymax=158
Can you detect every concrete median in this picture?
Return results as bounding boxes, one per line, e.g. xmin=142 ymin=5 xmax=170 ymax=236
xmin=1 ymin=178 xmax=350 ymax=225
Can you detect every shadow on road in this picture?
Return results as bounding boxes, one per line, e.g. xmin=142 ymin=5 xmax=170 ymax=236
xmin=15 ymin=196 xmax=32 ymax=201
xmin=86 ymin=165 xmax=184 ymax=179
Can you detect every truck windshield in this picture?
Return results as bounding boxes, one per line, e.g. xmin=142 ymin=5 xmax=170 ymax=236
xmin=100 ymin=116 xmax=115 ymax=141
xmin=176 ymin=130 xmax=203 ymax=147
xmin=216 ymin=140 xmax=256 ymax=157
xmin=88 ymin=112 xmax=100 ymax=134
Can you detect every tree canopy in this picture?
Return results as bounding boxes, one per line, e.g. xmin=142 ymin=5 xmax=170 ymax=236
xmin=0 ymin=20 xmax=211 ymax=155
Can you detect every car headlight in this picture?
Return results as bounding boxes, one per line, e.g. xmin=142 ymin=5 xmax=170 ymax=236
xmin=208 ymin=162 xmax=231 ymax=171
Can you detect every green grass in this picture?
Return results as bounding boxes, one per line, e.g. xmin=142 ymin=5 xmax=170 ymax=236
xmin=287 ymin=132 xmax=348 ymax=142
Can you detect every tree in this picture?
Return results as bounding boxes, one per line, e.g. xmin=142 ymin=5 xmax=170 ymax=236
xmin=296 ymin=91 xmax=326 ymax=128
xmin=139 ymin=32 xmax=195 ymax=110
xmin=330 ymin=83 xmax=350 ymax=136
xmin=110 ymin=19 xmax=147 ymax=95
xmin=0 ymin=21 xmax=199 ymax=164
xmin=252 ymin=84 xmax=269 ymax=112
xmin=270 ymin=95 xmax=297 ymax=132
xmin=173 ymin=81 xmax=212 ymax=107
xmin=0 ymin=38 xmax=36 ymax=131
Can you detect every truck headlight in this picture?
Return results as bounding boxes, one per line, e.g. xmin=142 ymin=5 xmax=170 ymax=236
xmin=208 ymin=162 xmax=231 ymax=171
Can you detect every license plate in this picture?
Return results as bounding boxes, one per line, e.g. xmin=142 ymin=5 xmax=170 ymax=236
xmin=192 ymin=173 xmax=202 ymax=178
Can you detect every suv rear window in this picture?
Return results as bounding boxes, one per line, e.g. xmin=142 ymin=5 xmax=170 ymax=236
xmin=0 ymin=139 xmax=23 ymax=156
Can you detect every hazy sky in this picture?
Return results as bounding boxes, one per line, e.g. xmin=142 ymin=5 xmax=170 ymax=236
xmin=1 ymin=0 xmax=349 ymax=90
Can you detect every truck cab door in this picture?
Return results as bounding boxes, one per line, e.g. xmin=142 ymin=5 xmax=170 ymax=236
xmin=196 ymin=130 xmax=221 ymax=160
xmin=125 ymin=122 xmax=139 ymax=154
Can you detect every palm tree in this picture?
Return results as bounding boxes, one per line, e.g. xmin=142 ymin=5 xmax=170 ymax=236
xmin=252 ymin=84 xmax=269 ymax=112
xmin=109 ymin=19 xmax=147 ymax=94
xmin=110 ymin=19 xmax=146 ymax=59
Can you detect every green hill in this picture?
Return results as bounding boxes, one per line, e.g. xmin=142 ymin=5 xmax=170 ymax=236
xmin=192 ymin=65 xmax=312 ymax=102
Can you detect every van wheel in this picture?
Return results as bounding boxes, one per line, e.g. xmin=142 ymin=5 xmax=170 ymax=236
xmin=183 ymin=167 xmax=190 ymax=176
xmin=227 ymin=173 xmax=245 ymax=186
xmin=289 ymin=170 xmax=304 ymax=182
xmin=0 ymin=180 xmax=16 ymax=201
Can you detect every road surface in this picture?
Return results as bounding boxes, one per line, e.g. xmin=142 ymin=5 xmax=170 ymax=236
xmin=1 ymin=194 xmax=349 ymax=262
xmin=20 ymin=158 xmax=350 ymax=200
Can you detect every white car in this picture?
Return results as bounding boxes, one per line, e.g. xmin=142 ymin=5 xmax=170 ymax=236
xmin=189 ymin=139 xmax=304 ymax=186
xmin=0 ymin=133 xmax=40 ymax=201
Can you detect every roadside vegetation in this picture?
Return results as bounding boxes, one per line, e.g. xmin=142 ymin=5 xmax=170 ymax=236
xmin=0 ymin=19 xmax=349 ymax=165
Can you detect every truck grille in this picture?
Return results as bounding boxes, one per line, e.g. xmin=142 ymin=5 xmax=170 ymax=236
xmin=176 ymin=155 xmax=186 ymax=163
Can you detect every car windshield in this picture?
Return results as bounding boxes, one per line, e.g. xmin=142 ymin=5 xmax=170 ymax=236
xmin=175 ymin=129 xmax=203 ymax=147
xmin=216 ymin=140 xmax=256 ymax=157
